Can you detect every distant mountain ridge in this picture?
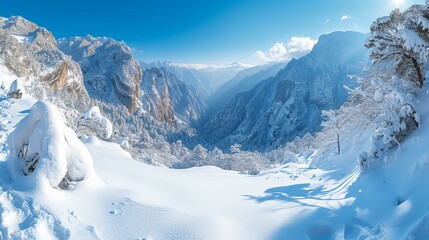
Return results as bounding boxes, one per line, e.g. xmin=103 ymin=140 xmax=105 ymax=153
xmin=207 ymin=61 xmax=287 ymax=115
xmin=201 ymin=31 xmax=369 ymax=151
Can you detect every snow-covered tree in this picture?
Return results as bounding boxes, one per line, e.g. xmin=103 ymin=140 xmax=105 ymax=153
xmin=206 ymin=147 xmax=226 ymax=167
xmin=189 ymin=144 xmax=208 ymax=167
xmin=229 ymin=143 xmax=242 ymax=154
xmin=365 ymin=6 xmax=429 ymax=88
xmin=117 ymin=137 xmax=130 ymax=150
xmin=264 ymin=147 xmax=298 ymax=164
xmin=170 ymin=140 xmax=190 ymax=159
xmin=358 ymin=74 xmax=419 ymax=171
xmin=353 ymin=3 xmax=429 ymax=171
xmin=76 ymin=106 xmax=113 ymax=140
xmin=321 ymin=109 xmax=351 ymax=155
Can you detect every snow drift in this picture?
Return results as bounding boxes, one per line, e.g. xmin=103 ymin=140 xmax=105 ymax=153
xmin=7 ymin=101 xmax=94 ymax=189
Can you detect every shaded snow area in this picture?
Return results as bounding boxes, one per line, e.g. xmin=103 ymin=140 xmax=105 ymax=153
xmin=1 ymin=71 xmax=429 ymax=239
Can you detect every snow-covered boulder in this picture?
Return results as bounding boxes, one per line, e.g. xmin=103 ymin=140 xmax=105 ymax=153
xmin=76 ymin=106 xmax=113 ymax=140
xmin=7 ymin=101 xmax=94 ymax=189
xmin=8 ymin=79 xmax=25 ymax=99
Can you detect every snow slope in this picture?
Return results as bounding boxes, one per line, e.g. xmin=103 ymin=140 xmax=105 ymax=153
xmin=1 ymin=42 xmax=429 ymax=240
xmin=0 ymin=91 xmax=327 ymax=239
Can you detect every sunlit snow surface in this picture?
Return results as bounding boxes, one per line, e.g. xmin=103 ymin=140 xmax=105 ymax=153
xmin=1 ymin=67 xmax=429 ymax=239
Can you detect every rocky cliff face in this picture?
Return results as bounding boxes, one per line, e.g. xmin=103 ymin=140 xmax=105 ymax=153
xmin=58 ymin=35 xmax=142 ymax=113
xmin=202 ymin=31 xmax=369 ymax=152
xmin=141 ymin=67 xmax=176 ymax=128
xmin=141 ymin=67 xmax=207 ymax=126
xmin=0 ymin=16 xmax=87 ymax=98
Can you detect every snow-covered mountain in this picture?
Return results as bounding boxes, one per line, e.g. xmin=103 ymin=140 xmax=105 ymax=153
xmin=143 ymin=61 xmax=251 ymax=97
xmin=207 ymin=61 xmax=287 ymax=115
xmin=142 ymin=67 xmax=207 ymax=125
xmin=142 ymin=61 xmax=214 ymax=100
xmin=58 ymin=35 xmax=142 ymax=113
xmin=0 ymin=16 xmax=181 ymax=162
xmin=57 ymin=35 xmax=201 ymax=130
xmin=3 ymin=2 xmax=429 ymax=238
xmin=202 ymin=31 xmax=369 ymax=151
xmin=0 ymin=16 xmax=88 ymax=104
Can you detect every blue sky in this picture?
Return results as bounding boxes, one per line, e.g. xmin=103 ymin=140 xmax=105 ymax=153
xmin=0 ymin=0 xmax=423 ymax=65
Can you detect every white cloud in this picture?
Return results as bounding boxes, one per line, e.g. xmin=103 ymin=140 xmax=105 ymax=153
xmin=255 ymin=42 xmax=287 ymax=62
xmin=324 ymin=19 xmax=330 ymax=24
xmin=341 ymin=15 xmax=351 ymax=21
xmin=287 ymin=37 xmax=317 ymax=54
xmin=255 ymin=36 xmax=317 ymax=63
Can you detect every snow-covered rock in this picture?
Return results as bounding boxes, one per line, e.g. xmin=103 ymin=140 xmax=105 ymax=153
xmin=76 ymin=106 xmax=113 ymax=140
xmin=202 ymin=31 xmax=369 ymax=151
xmin=7 ymin=79 xmax=25 ymax=99
xmin=58 ymin=35 xmax=142 ymax=113
xmin=7 ymin=101 xmax=94 ymax=189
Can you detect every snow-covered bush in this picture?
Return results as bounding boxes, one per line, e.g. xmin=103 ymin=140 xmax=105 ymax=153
xmin=8 ymin=79 xmax=25 ymax=99
xmin=76 ymin=106 xmax=113 ymax=140
xmin=7 ymin=101 xmax=94 ymax=189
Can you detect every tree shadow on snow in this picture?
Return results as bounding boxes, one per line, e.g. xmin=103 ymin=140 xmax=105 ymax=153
xmin=244 ymin=183 xmax=347 ymax=208
xmin=243 ymin=170 xmax=369 ymax=239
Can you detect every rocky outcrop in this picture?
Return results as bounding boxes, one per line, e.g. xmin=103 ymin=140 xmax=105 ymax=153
xmin=0 ymin=16 xmax=87 ymax=97
xmin=141 ymin=68 xmax=177 ymax=127
xmin=140 ymin=67 xmax=208 ymax=127
xmin=58 ymin=35 xmax=142 ymax=113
